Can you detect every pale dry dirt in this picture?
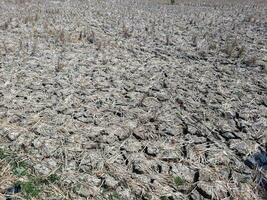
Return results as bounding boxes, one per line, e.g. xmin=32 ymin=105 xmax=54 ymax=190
xmin=0 ymin=0 xmax=267 ymax=199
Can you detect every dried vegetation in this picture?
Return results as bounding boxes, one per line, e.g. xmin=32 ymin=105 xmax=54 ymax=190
xmin=0 ymin=0 xmax=266 ymax=199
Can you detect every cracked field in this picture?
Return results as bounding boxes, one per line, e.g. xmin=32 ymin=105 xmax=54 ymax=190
xmin=0 ymin=0 xmax=266 ymax=199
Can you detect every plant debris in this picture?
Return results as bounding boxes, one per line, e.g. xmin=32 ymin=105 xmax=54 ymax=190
xmin=0 ymin=0 xmax=266 ymax=199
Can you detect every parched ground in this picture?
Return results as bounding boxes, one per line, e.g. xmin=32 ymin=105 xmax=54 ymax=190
xmin=0 ymin=0 xmax=266 ymax=199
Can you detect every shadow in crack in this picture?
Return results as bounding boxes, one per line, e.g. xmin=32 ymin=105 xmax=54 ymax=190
xmin=5 ymin=184 xmax=21 ymax=200
xmin=245 ymin=151 xmax=267 ymax=171
xmin=245 ymin=151 xmax=267 ymax=198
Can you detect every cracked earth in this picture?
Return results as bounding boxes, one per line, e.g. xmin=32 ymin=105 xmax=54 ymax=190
xmin=0 ymin=0 xmax=266 ymax=199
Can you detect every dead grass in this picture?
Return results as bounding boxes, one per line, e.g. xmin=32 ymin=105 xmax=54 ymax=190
xmin=0 ymin=0 xmax=266 ymax=199
xmin=0 ymin=160 xmax=16 ymax=200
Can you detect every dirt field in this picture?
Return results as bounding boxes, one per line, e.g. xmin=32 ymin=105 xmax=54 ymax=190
xmin=0 ymin=0 xmax=266 ymax=199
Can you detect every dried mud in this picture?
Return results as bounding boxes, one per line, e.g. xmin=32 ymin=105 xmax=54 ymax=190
xmin=0 ymin=0 xmax=266 ymax=199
